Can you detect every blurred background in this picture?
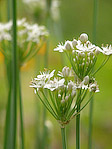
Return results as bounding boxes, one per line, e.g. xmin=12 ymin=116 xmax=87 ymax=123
xmin=0 ymin=0 xmax=112 ymax=148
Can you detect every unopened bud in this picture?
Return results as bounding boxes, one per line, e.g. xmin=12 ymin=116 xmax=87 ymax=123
xmin=72 ymin=39 xmax=77 ymax=47
xmin=72 ymin=50 xmax=75 ymax=55
xmin=84 ymin=76 xmax=89 ymax=85
xmin=95 ymin=49 xmax=100 ymax=55
xmin=68 ymin=81 xmax=73 ymax=91
xmin=62 ymin=66 xmax=70 ymax=77
xmin=73 ymin=58 xmax=76 ymax=62
xmin=65 ymin=41 xmax=72 ymax=50
xmin=71 ymin=90 xmax=76 ymax=98
xmin=65 ymin=96 xmax=69 ymax=101
xmin=82 ymin=62 xmax=84 ymax=66
xmin=82 ymin=52 xmax=85 ymax=57
xmin=80 ymin=33 xmax=88 ymax=43
xmin=58 ymin=94 xmax=61 ymax=99
xmin=61 ymin=99 xmax=65 ymax=105
xmin=86 ymin=62 xmax=89 ymax=66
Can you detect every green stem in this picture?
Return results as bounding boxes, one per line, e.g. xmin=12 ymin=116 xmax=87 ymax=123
xmin=4 ymin=82 xmax=12 ymax=149
xmin=41 ymin=107 xmax=47 ymax=149
xmin=19 ymin=71 xmax=24 ymax=149
xmin=11 ymin=0 xmax=17 ymax=148
xmin=61 ymin=127 xmax=67 ymax=149
xmin=88 ymin=0 xmax=98 ymax=148
xmin=88 ymin=96 xmax=93 ymax=149
xmin=76 ymin=104 xmax=80 ymax=149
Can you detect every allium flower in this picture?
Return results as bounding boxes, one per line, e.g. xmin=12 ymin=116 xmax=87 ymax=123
xmin=54 ymin=33 xmax=111 ymax=80
xmin=101 ymin=44 xmax=112 ymax=55
xmin=30 ymin=67 xmax=98 ymax=127
xmin=0 ymin=18 xmax=49 ymax=66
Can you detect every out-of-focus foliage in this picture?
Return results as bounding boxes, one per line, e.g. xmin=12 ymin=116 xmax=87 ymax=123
xmin=0 ymin=0 xmax=112 ymax=149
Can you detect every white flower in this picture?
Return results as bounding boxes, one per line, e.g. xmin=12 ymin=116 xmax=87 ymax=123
xmin=76 ymin=40 xmax=96 ymax=53
xmin=101 ymin=45 xmax=112 ymax=55
xmin=30 ymin=79 xmax=46 ymax=92
xmin=54 ymin=43 xmax=65 ymax=52
xmin=44 ymin=78 xmax=65 ymax=91
xmin=35 ymin=70 xmax=55 ymax=81
xmin=89 ymin=82 xmax=99 ymax=92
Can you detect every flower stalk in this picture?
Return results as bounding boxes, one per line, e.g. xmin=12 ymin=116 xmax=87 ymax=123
xmin=61 ymin=127 xmax=67 ymax=149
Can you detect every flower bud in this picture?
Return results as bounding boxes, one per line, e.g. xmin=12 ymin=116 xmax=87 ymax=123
xmin=82 ymin=52 xmax=85 ymax=57
xmin=65 ymin=41 xmax=72 ymax=50
xmin=82 ymin=62 xmax=84 ymax=66
xmin=73 ymin=58 xmax=76 ymax=62
xmin=58 ymin=94 xmax=61 ymax=99
xmin=65 ymin=95 xmax=69 ymax=101
xmin=80 ymin=33 xmax=88 ymax=43
xmin=72 ymin=39 xmax=77 ymax=47
xmin=68 ymin=81 xmax=73 ymax=91
xmin=62 ymin=66 xmax=70 ymax=77
xmin=86 ymin=62 xmax=89 ymax=66
xmin=61 ymin=99 xmax=65 ymax=105
xmin=71 ymin=90 xmax=76 ymax=98
xmin=95 ymin=49 xmax=100 ymax=55
xmin=84 ymin=76 xmax=89 ymax=85
xmin=72 ymin=50 xmax=75 ymax=55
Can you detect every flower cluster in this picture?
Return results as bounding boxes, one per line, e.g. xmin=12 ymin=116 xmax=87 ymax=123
xmin=0 ymin=18 xmax=49 ymax=66
xmin=54 ymin=33 xmax=111 ymax=80
xmin=30 ymin=67 xmax=99 ymax=127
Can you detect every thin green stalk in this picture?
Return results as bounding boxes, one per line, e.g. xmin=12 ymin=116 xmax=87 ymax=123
xmin=88 ymin=0 xmax=98 ymax=148
xmin=4 ymin=82 xmax=12 ymax=149
xmin=61 ymin=127 xmax=67 ymax=149
xmin=19 ymin=71 xmax=24 ymax=149
xmin=88 ymin=96 xmax=93 ymax=149
xmin=4 ymin=0 xmax=12 ymax=148
xmin=7 ymin=0 xmax=11 ymax=21
xmin=11 ymin=0 xmax=17 ymax=148
xmin=76 ymin=104 xmax=80 ymax=149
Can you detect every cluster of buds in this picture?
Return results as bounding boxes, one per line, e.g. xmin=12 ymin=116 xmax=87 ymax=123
xmin=54 ymin=33 xmax=111 ymax=80
xmin=30 ymin=67 xmax=99 ymax=127
xmin=0 ymin=18 xmax=49 ymax=66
